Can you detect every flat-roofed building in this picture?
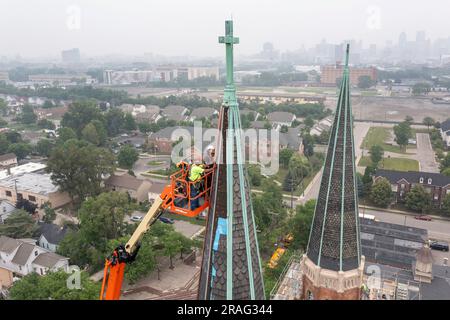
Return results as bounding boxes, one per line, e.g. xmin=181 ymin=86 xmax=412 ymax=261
xmin=228 ymin=92 xmax=325 ymax=105
xmin=321 ymin=65 xmax=377 ymax=86
xmin=0 ymin=172 xmax=71 ymax=209
xmin=178 ymin=67 xmax=219 ymax=81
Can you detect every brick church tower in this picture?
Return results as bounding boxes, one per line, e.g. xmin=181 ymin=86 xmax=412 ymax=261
xmin=301 ymin=44 xmax=365 ymax=300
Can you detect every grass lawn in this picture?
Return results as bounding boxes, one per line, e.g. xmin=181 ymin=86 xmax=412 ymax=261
xmin=358 ymin=156 xmax=419 ymax=171
xmin=251 ymin=165 xmax=320 ymax=197
xmin=361 ymin=127 xmax=414 ymax=154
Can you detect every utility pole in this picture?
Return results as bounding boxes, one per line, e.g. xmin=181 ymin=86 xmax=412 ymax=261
xmin=290 ymin=177 xmax=294 ymax=209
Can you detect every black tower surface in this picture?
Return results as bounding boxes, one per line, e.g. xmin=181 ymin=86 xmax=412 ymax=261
xmin=197 ymin=20 xmax=265 ymax=300
xmin=306 ymin=44 xmax=362 ymax=272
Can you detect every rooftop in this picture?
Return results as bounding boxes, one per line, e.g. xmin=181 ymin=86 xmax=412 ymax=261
xmin=32 ymin=252 xmax=68 ymax=268
xmin=360 ymin=218 xmax=428 ymax=270
xmin=190 ymin=107 xmax=217 ymax=119
xmin=267 ymin=111 xmax=295 ymax=123
xmin=0 ymin=172 xmax=59 ymax=195
xmin=0 ymin=162 xmax=46 ymax=180
xmin=441 ymin=119 xmax=450 ymax=132
xmin=0 ymin=153 xmax=17 ymax=162
xmin=375 ymin=169 xmax=450 ymax=188
xmin=0 ymin=235 xmax=21 ymax=254
xmin=37 ymin=223 xmax=70 ymax=245
xmin=104 ymin=174 xmax=147 ymax=191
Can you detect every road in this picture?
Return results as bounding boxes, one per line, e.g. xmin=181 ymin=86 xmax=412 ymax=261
xmin=133 ymin=155 xmax=171 ymax=178
xmin=416 ymin=133 xmax=440 ymax=173
xmin=299 ymin=121 xmax=370 ymax=203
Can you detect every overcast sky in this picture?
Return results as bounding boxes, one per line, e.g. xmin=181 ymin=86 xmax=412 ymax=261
xmin=1 ymin=0 xmax=449 ymax=58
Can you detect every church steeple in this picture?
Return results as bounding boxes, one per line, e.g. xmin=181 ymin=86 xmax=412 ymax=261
xmin=198 ymin=20 xmax=265 ymax=300
xmin=306 ymin=44 xmax=361 ymax=272
xmin=301 ymin=45 xmax=364 ymax=300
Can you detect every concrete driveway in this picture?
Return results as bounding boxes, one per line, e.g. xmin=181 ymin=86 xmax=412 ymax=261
xmin=416 ymin=133 xmax=440 ymax=173
xmin=300 ymin=121 xmax=370 ymax=203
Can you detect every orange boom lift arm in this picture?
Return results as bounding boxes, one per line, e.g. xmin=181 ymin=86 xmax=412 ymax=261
xmin=99 ymin=165 xmax=214 ymax=300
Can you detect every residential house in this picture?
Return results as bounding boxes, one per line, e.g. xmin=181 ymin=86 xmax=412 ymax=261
xmin=189 ymin=107 xmax=218 ymax=121
xmin=120 ymin=104 xmax=162 ymax=123
xmin=148 ymin=126 xmax=195 ymax=154
xmin=310 ymin=116 xmax=333 ymax=136
xmin=36 ymin=223 xmax=70 ymax=252
xmin=373 ymin=169 xmax=450 ymax=207
xmin=104 ymin=174 xmax=152 ymax=202
xmin=440 ymin=119 xmax=450 ymax=148
xmin=266 ymin=111 xmax=296 ymax=129
xmin=0 ymin=200 xmax=16 ymax=224
xmin=161 ymin=105 xmax=189 ymax=122
xmin=0 ymin=236 xmax=69 ymax=277
xmin=148 ymin=183 xmax=167 ymax=203
xmin=35 ymin=106 xmax=68 ymax=121
xmin=0 ymin=266 xmax=13 ymax=289
xmin=0 ymin=172 xmax=72 ymax=209
xmin=0 ymin=153 xmax=18 ymax=169
xmin=279 ymin=126 xmax=304 ymax=155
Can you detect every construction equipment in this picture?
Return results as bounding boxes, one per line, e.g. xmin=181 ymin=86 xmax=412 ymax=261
xmin=267 ymin=233 xmax=294 ymax=269
xmin=100 ymin=165 xmax=214 ymax=300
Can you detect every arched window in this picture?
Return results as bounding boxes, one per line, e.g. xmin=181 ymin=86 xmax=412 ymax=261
xmin=307 ymin=290 xmax=314 ymax=300
xmin=428 ymin=178 xmax=432 ymax=185
xmin=419 ymin=177 xmax=424 ymax=183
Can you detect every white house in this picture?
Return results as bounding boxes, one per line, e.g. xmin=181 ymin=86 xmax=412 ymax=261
xmin=310 ymin=116 xmax=333 ymax=136
xmin=0 ymin=200 xmax=16 ymax=224
xmin=0 ymin=236 xmax=69 ymax=277
xmin=37 ymin=223 xmax=70 ymax=253
xmin=440 ymin=119 xmax=450 ymax=148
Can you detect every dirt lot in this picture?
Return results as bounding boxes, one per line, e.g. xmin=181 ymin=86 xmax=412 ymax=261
xmin=347 ymin=96 xmax=450 ymax=122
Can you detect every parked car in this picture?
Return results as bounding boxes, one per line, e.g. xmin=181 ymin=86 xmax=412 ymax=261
xmin=414 ymin=215 xmax=432 ymax=221
xmin=430 ymin=241 xmax=449 ymax=252
xmin=131 ymin=215 xmax=143 ymax=222
xmin=159 ymin=217 xmax=174 ymax=224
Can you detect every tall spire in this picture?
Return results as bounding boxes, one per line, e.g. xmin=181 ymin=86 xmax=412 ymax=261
xmin=218 ymin=20 xmax=239 ymax=106
xmin=198 ymin=20 xmax=265 ymax=300
xmin=305 ymin=44 xmax=361 ymax=272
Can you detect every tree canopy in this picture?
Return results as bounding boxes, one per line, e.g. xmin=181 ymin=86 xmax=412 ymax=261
xmin=0 ymin=209 xmax=37 ymax=238
xmin=369 ymin=178 xmax=392 ymax=208
xmin=46 ymin=139 xmax=115 ymax=202
xmin=405 ymin=185 xmax=431 ymax=213
xmin=8 ymin=271 xmax=100 ymax=300
xmin=117 ymin=145 xmax=139 ymax=169
xmin=370 ymin=145 xmax=384 ymax=168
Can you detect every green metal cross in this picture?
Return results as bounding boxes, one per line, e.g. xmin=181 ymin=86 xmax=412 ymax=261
xmin=219 ymin=20 xmax=239 ymax=106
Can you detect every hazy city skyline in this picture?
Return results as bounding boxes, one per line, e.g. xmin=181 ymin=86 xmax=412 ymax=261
xmin=1 ymin=0 xmax=450 ymax=58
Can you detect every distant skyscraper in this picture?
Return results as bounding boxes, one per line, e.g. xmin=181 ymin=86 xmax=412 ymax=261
xmin=61 ymin=48 xmax=80 ymax=64
xmin=416 ymin=31 xmax=426 ymax=43
xmin=399 ymin=32 xmax=407 ymax=48
xmin=261 ymin=42 xmax=279 ymax=60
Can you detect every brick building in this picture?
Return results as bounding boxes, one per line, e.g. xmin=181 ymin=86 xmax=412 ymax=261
xmin=373 ymin=169 xmax=450 ymax=208
xmin=320 ymin=65 xmax=377 ymax=86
